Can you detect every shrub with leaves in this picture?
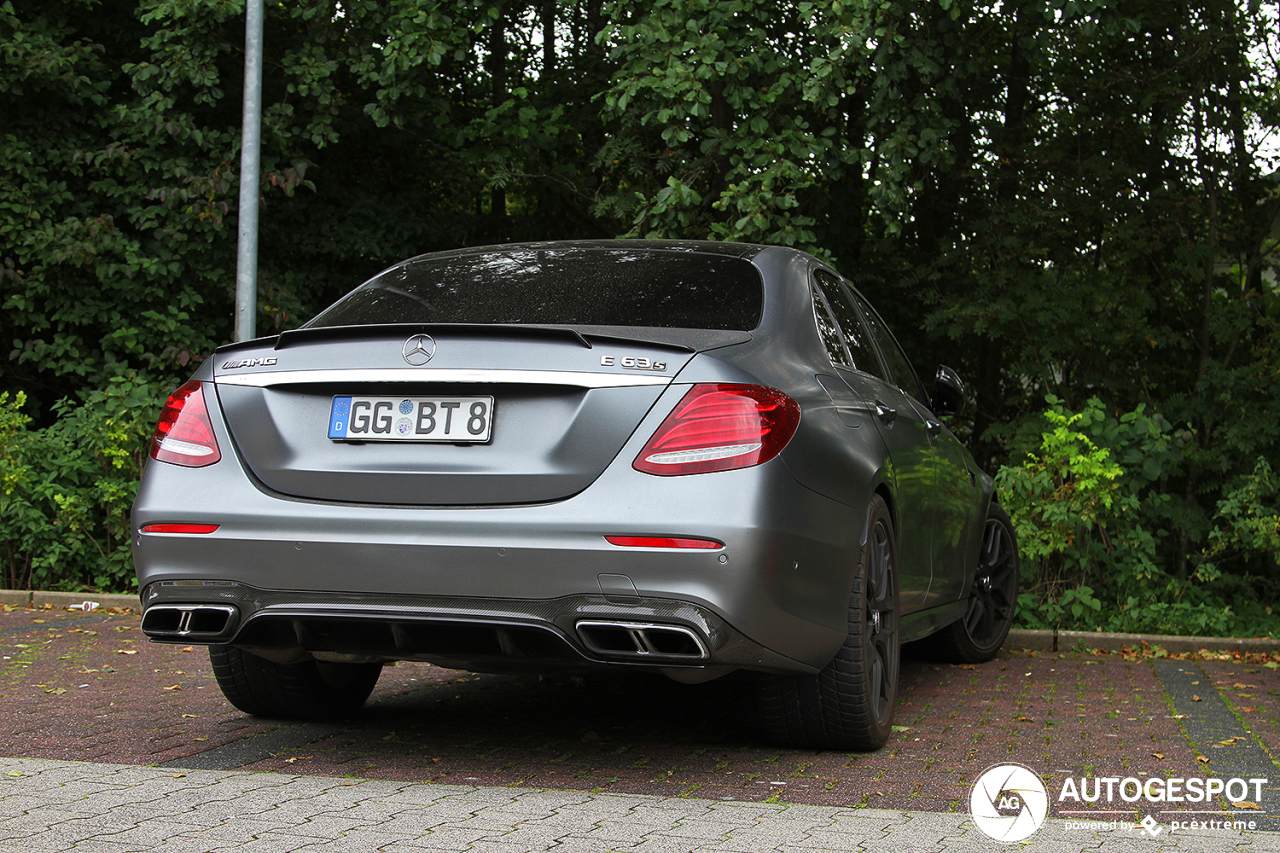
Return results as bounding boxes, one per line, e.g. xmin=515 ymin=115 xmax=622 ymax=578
xmin=996 ymin=396 xmax=1270 ymax=637
xmin=0 ymin=373 xmax=163 ymax=593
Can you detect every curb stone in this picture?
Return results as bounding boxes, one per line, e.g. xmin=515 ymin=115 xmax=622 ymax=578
xmin=1006 ymin=627 xmax=1280 ymax=654
xmin=1 ymin=589 xmax=139 ymax=611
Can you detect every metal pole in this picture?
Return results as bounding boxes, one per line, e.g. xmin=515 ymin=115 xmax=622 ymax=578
xmin=234 ymin=0 xmax=264 ymax=341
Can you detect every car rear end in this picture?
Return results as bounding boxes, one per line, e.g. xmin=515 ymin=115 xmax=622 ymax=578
xmin=132 ymin=243 xmax=859 ymax=682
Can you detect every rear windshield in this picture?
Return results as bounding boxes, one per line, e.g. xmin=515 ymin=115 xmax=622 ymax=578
xmin=307 ymin=247 xmax=764 ymax=331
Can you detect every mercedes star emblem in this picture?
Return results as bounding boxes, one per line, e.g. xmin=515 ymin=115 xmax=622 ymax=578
xmin=402 ymin=334 xmax=436 ymax=366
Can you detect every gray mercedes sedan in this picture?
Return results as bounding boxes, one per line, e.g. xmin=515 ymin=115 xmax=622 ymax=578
xmin=132 ymin=240 xmax=1018 ymax=751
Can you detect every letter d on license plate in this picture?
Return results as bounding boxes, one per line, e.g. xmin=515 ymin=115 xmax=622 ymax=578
xmin=328 ymin=396 xmax=494 ymax=442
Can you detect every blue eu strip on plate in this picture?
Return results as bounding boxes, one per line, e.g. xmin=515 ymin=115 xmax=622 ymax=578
xmin=328 ymin=397 xmax=353 ymax=438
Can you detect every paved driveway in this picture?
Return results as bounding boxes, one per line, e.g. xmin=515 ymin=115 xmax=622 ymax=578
xmin=0 ymin=605 xmax=1277 ymax=850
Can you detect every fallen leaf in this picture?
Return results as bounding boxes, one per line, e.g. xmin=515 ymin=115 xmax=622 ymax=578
xmin=1192 ymin=695 xmax=1201 ymax=702
xmin=172 ymin=773 xmax=186 ymax=779
xmin=1242 ymin=707 xmax=1258 ymax=713
xmin=32 ymin=619 xmax=44 ymax=624
xmin=1152 ymin=753 xmax=1165 ymax=760
xmin=181 ymin=714 xmax=198 ymax=719
xmin=1234 ymin=801 xmax=1262 ymax=811
xmin=1197 ymin=755 xmax=1209 ymax=763
xmin=1233 ymin=683 xmax=1258 ymax=689
xmin=1173 ymin=714 xmax=1187 ymax=719
xmin=179 ymin=647 xmax=193 ymax=653
xmin=162 ymin=684 xmax=181 ymax=691
xmin=5 ymin=771 xmax=21 ymax=777
xmin=115 ymin=649 xmax=137 ymax=655
xmin=43 ymin=688 xmax=67 ymax=695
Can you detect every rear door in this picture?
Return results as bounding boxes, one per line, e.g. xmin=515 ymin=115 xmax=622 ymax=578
xmin=812 ymin=271 xmax=936 ymax=611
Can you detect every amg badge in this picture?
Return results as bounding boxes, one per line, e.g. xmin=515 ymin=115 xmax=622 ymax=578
xmin=222 ymin=357 xmax=277 ymax=369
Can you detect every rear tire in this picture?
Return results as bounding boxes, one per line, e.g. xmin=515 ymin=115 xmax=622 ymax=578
xmin=210 ymin=646 xmax=382 ymax=720
xmin=924 ymin=502 xmax=1019 ymax=663
xmin=758 ymin=495 xmax=900 ymax=751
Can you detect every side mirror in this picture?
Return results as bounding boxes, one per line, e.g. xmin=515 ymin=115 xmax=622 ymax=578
xmin=932 ymin=365 xmax=967 ymax=417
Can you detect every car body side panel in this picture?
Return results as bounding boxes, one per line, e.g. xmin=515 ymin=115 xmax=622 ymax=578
xmin=922 ymin=420 xmax=987 ymax=609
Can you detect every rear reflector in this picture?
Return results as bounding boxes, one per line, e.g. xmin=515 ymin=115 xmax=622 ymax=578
xmin=633 ymin=384 xmax=800 ymax=476
xmin=150 ymin=381 xmax=221 ymax=467
xmin=141 ymin=524 xmax=220 ymax=534
xmin=605 ymin=536 xmax=722 ymax=549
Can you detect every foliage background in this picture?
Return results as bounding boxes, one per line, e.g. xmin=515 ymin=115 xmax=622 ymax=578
xmin=1 ymin=0 xmax=1277 ymax=635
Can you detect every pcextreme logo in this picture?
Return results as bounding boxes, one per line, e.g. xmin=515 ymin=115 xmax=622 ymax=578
xmin=970 ymin=763 xmax=1050 ymax=842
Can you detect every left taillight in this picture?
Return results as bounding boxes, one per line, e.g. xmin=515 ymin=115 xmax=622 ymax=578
xmin=150 ymin=381 xmax=222 ymax=467
xmin=633 ymin=383 xmax=801 ymax=476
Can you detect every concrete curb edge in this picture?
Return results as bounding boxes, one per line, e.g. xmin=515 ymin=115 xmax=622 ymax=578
xmin=0 ymin=589 xmax=139 ymax=610
xmin=1006 ymin=627 xmax=1280 ymax=654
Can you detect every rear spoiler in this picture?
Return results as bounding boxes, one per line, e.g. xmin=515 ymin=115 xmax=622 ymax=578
xmin=214 ymin=324 xmax=749 ymax=358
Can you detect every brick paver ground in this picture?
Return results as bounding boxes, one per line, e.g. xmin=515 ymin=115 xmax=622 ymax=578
xmin=1 ymin=606 xmax=1277 ymax=829
xmin=1 ymin=758 xmax=1270 ymax=853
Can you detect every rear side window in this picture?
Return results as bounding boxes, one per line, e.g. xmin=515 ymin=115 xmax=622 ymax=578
xmin=849 ymin=287 xmax=926 ymax=402
xmin=308 ymin=247 xmax=764 ymax=331
xmin=811 ymin=282 xmax=851 ymax=367
xmin=814 ymin=270 xmax=884 ymax=380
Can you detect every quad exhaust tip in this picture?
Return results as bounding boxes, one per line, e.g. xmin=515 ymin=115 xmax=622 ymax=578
xmin=141 ymin=604 xmax=238 ymax=640
xmin=576 ymin=621 xmax=709 ymax=661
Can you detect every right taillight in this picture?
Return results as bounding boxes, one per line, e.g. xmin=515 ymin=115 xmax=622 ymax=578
xmin=633 ymin=384 xmax=800 ymax=476
xmin=150 ymin=381 xmax=222 ymax=467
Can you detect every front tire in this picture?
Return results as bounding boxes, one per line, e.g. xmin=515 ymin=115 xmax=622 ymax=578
xmin=926 ymin=502 xmax=1019 ymax=663
xmin=210 ymin=646 xmax=382 ymax=720
xmin=758 ymin=495 xmax=900 ymax=751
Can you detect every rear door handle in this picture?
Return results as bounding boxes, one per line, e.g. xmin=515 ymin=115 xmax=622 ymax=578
xmin=874 ymin=401 xmax=897 ymax=425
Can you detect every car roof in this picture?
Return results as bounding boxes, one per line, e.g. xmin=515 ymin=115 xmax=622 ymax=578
xmin=391 ymin=239 xmax=771 ymax=264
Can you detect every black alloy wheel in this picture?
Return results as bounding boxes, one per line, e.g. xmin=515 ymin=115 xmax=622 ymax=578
xmin=862 ymin=506 xmax=900 ymax=730
xmin=926 ymin=502 xmax=1019 ymax=664
xmin=758 ymin=494 xmax=900 ymax=750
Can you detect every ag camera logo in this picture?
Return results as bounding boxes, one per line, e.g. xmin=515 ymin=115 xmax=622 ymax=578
xmin=970 ymin=763 xmax=1050 ymax=842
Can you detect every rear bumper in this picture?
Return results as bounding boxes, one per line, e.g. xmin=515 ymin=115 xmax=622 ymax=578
xmin=133 ymin=442 xmax=863 ymax=674
xmin=138 ymin=583 xmax=813 ymax=675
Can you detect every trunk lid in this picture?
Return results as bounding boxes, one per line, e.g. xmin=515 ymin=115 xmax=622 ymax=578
xmin=212 ymin=327 xmax=702 ymax=505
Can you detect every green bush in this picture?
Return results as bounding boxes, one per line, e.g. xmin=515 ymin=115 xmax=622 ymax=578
xmin=0 ymin=373 xmax=165 ymax=593
xmin=997 ymin=396 xmax=1277 ymax=637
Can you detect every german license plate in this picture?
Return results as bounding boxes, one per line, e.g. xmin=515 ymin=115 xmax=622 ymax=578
xmin=328 ymin=396 xmax=494 ymax=442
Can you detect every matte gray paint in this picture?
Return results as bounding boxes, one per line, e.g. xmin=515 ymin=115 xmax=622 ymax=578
xmin=133 ymin=241 xmax=993 ymax=678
